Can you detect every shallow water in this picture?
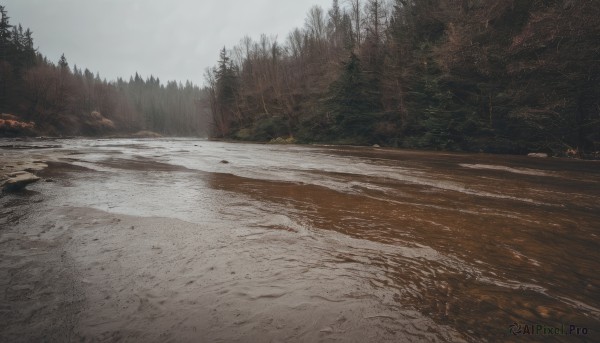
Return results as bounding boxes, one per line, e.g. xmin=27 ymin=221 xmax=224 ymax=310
xmin=1 ymin=138 xmax=599 ymax=342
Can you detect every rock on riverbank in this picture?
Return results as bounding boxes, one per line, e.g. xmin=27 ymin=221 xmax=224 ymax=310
xmin=1 ymin=160 xmax=48 ymax=192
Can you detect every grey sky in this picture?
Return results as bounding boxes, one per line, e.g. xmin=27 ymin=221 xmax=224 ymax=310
xmin=3 ymin=0 xmax=331 ymax=85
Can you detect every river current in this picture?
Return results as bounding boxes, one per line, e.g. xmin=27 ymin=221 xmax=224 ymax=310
xmin=1 ymin=139 xmax=598 ymax=342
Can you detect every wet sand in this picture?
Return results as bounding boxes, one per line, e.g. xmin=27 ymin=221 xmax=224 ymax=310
xmin=1 ymin=139 xmax=599 ymax=342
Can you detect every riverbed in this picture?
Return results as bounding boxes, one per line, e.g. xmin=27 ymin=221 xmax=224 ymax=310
xmin=1 ymin=139 xmax=599 ymax=342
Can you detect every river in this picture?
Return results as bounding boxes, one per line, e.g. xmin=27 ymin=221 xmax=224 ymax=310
xmin=1 ymin=138 xmax=599 ymax=342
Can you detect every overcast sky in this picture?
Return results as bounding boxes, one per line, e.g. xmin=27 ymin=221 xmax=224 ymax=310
xmin=3 ymin=0 xmax=331 ymax=86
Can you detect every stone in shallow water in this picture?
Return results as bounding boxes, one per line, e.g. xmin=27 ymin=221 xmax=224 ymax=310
xmin=2 ymin=171 xmax=40 ymax=191
xmin=528 ymin=153 xmax=548 ymax=158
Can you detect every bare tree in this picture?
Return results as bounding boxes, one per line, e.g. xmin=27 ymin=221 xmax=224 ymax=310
xmin=347 ymin=0 xmax=362 ymax=46
xmin=305 ymin=5 xmax=327 ymax=40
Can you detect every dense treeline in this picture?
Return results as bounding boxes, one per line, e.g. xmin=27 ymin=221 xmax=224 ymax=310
xmin=206 ymin=0 xmax=600 ymax=156
xmin=0 ymin=6 xmax=209 ymax=137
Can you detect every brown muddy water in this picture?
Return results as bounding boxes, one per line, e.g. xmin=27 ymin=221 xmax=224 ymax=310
xmin=1 ymin=138 xmax=599 ymax=342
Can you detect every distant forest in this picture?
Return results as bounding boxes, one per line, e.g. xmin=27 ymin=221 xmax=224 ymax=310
xmin=0 ymin=5 xmax=209 ymax=137
xmin=205 ymin=0 xmax=599 ymax=156
xmin=2 ymin=2 xmax=599 ymax=156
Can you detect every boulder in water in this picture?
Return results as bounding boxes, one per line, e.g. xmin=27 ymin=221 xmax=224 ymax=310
xmin=2 ymin=171 xmax=40 ymax=191
xmin=528 ymin=153 xmax=548 ymax=158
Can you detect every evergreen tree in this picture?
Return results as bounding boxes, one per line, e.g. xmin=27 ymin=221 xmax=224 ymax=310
xmin=325 ymin=52 xmax=381 ymax=141
xmin=58 ymin=53 xmax=69 ymax=70
xmin=0 ymin=6 xmax=11 ymax=54
xmin=212 ymin=47 xmax=239 ymax=136
xmin=22 ymin=28 xmax=36 ymax=67
xmin=0 ymin=6 xmax=12 ymax=112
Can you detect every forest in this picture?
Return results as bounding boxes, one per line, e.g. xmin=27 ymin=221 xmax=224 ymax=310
xmin=205 ymin=0 xmax=600 ymax=156
xmin=1 ymin=1 xmax=599 ymax=157
xmin=0 ymin=5 xmax=209 ymax=138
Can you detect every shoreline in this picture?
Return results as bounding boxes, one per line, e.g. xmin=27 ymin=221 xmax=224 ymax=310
xmin=3 ymin=135 xmax=599 ymax=160
xmin=0 ymin=137 xmax=598 ymax=196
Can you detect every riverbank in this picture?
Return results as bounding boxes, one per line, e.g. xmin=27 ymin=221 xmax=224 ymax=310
xmin=0 ymin=145 xmax=57 ymax=192
xmin=4 ymin=135 xmax=600 ymax=160
xmin=206 ymin=135 xmax=600 ymax=160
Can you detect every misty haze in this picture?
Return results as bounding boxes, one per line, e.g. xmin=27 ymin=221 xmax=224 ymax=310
xmin=1 ymin=1 xmax=599 ymax=342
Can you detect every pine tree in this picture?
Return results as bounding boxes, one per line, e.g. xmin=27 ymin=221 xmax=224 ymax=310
xmin=212 ymin=47 xmax=239 ymax=136
xmin=22 ymin=28 xmax=35 ymax=67
xmin=58 ymin=53 xmax=69 ymax=70
xmin=0 ymin=6 xmax=12 ymax=111
xmin=0 ymin=6 xmax=11 ymax=55
xmin=325 ymin=52 xmax=381 ymax=141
